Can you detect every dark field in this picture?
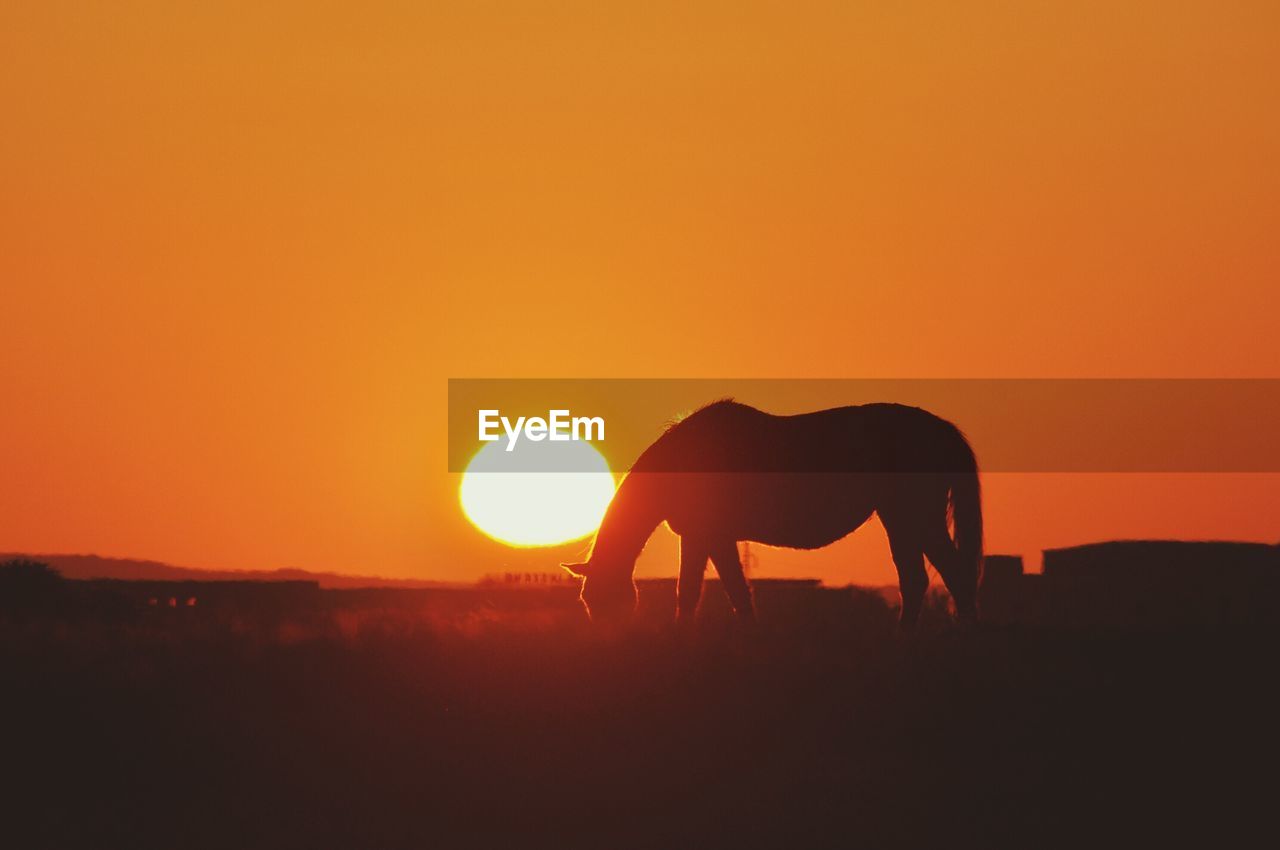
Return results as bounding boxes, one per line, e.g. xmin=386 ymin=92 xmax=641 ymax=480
xmin=4 ymin=579 xmax=1278 ymax=849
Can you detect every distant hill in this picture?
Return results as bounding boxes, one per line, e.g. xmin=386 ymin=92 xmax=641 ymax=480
xmin=0 ymin=553 xmax=460 ymax=589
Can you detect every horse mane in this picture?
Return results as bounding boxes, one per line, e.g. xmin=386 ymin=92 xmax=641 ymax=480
xmin=628 ymin=398 xmax=755 ymax=474
xmin=662 ymin=397 xmax=740 ymax=433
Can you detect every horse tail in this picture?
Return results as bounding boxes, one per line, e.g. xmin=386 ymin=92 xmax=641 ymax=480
xmin=948 ymin=434 xmax=984 ymax=590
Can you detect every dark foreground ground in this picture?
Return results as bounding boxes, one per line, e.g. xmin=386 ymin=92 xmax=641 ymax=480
xmin=4 ymin=582 xmax=1278 ymax=849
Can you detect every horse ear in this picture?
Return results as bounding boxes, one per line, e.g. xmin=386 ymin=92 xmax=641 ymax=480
xmin=561 ymin=562 xmax=589 ymax=579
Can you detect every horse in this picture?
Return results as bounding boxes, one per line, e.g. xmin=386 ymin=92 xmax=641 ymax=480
xmin=562 ymin=400 xmax=983 ymax=628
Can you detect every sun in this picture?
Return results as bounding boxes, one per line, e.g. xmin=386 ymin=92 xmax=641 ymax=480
xmin=459 ymin=440 xmax=617 ymax=547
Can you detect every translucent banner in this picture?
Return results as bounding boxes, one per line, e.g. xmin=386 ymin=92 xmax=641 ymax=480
xmin=447 ymin=379 xmax=1280 ymax=473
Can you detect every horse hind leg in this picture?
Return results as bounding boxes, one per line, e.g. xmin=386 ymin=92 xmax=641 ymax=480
xmin=923 ymin=525 xmax=978 ymax=623
xmin=887 ymin=530 xmax=929 ymax=630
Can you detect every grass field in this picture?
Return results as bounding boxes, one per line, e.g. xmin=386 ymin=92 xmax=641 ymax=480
xmin=4 ymin=580 xmax=1277 ymax=848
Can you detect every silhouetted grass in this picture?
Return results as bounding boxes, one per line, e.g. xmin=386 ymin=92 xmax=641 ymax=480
xmin=2 ymin=579 xmax=1277 ymax=849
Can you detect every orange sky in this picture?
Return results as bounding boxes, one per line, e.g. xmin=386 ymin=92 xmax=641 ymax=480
xmin=2 ymin=2 xmax=1278 ymax=585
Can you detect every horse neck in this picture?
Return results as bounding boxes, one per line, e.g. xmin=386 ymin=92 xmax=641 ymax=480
xmin=590 ymin=473 xmax=662 ymax=574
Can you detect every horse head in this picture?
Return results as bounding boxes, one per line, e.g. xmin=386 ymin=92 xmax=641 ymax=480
xmin=562 ymin=558 xmax=637 ymax=623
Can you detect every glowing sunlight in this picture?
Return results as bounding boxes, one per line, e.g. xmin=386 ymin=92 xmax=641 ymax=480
xmin=459 ymin=440 xmax=616 ymax=547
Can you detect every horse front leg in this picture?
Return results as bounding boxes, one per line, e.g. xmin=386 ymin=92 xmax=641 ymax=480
xmin=710 ymin=540 xmax=756 ymax=623
xmin=677 ymin=536 xmax=708 ymax=627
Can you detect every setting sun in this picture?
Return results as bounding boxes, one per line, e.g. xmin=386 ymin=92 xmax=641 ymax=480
xmin=459 ymin=441 xmax=616 ymax=547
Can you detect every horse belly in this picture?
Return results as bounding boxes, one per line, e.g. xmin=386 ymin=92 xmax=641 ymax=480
xmin=745 ymin=507 xmax=874 ymax=550
xmin=719 ymin=474 xmax=876 ymax=550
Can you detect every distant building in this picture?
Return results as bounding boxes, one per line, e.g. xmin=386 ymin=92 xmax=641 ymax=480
xmin=86 ymin=578 xmax=321 ymax=618
xmin=977 ymin=555 xmax=1026 ymax=624
xmin=986 ymin=541 xmax=1280 ymax=627
xmin=1042 ymin=540 xmax=1279 ymax=582
xmin=487 ymin=572 xmax=577 ymax=586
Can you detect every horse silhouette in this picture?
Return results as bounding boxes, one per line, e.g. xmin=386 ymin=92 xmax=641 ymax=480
xmin=563 ymin=400 xmax=983 ymax=628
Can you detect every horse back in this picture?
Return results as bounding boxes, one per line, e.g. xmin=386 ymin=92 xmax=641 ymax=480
xmin=642 ymin=401 xmax=965 ymax=474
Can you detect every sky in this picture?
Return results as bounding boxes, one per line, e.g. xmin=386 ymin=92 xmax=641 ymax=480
xmin=2 ymin=1 xmax=1278 ymax=584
